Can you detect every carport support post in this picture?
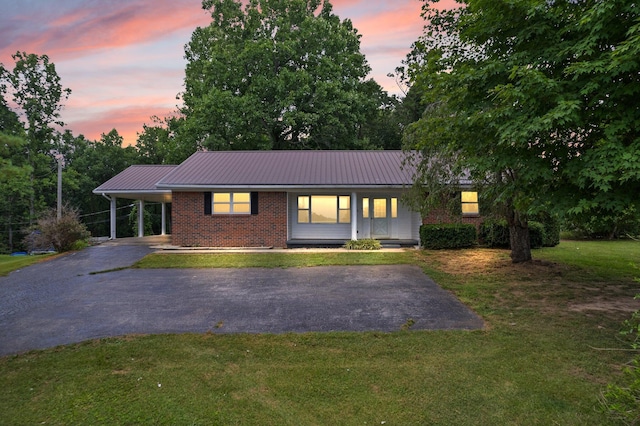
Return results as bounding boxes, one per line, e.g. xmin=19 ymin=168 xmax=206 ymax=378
xmin=109 ymin=196 xmax=116 ymax=240
xmin=351 ymin=192 xmax=358 ymax=241
xmin=161 ymin=202 xmax=167 ymax=236
xmin=137 ymin=200 xmax=145 ymax=238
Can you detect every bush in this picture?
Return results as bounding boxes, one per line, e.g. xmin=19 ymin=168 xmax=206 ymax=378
xmin=564 ymin=205 xmax=640 ymax=240
xmin=479 ymin=219 xmax=510 ymax=248
xmin=538 ymin=213 xmax=561 ymax=247
xmin=601 ymin=288 xmax=640 ymax=423
xmin=128 ymin=204 xmax=154 ymax=236
xmin=420 ymin=223 xmax=477 ymax=249
xmin=343 ymin=239 xmax=381 ymax=250
xmin=25 ymin=205 xmax=91 ymax=252
xmin=480 ymin=216 xmax=560 ymax=249
xmin=528 ymin=221 xmax=545 ymax=249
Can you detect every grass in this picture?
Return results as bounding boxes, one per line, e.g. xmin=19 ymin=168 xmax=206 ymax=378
xmin=133 ymin=251 xmax=416 ymax=269
xmin=0 ymin=254 xmax=53 ymax=277
xmin=536 ymin=240 xmax=640 ymax=281
xmin=1 ymin=241 xmax=639 ymax=424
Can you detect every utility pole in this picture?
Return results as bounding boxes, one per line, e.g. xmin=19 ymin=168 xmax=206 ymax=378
xmin=50 ymin=150 xmax=65 ymax=219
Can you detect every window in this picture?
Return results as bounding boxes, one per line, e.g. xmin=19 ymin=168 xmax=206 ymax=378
xmin=391 ymin=198 xmax=398 ymax=218
xmin=362 ymin=198 xmax=369 ymax=218
xmin=212 ymin=192 xmax=251 ymax=214
xmin=461 ymin=191 xmax=479 ymax=215
xmin=339 ymin=196 xmax=351 ymax=223
xmin=373 ymin=198 xmax=386 ymax=219
xmin=298 ymin=196 xmax=310 ymax=223
xmin=297 ymin=195 xmax=351 ymax=224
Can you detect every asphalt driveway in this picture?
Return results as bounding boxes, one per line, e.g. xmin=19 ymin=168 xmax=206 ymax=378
xmin=0 ymin=243 xmax=483 ymax=357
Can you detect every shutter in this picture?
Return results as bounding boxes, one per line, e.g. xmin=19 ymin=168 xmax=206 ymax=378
xmin=204 ymin=192 xmax=212 ymax=215
xmin=251 ymin=192 xmax=259 ymax=215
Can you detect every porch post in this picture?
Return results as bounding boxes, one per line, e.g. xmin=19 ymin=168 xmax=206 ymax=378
xmin=351 ymin=192 xmax=358 ymax=240
xmin=137 ymin=200 xmax=145 ymax=238
xmin=110 ymin=196 xmax=117 ymax=240
xmin=161 ymin=202 xmax=167 ymax=236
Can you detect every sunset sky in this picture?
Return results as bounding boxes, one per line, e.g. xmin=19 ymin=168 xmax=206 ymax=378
xmin=1 ymin=0 xmax=454 ymax=146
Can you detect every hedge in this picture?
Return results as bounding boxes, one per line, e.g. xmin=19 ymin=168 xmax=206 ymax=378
xmin=479 ymin=219 xmax=510 ymax=248
xmin=479 ymin=216 xmax=560 ymax=249
xmin=420 ymin=223 xmax=477 ymax=249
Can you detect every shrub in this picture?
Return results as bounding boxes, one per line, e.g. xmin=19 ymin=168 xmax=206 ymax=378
xmin=25 ymin=204 xmax=91 ymax=252
xmin=480 ymin=216 xmax=560 ymax=249
xmin=479 ymin=219 xmax=510 ymax=248
xmin=343 ymin=239 xmax=381 ymax=250
xmin=128 ymin=204 xmax=153 ymax=236
xmin=420 ymin=223 xmax=477 ymax=249
xmin=529 ymin=221 xmax=545 ymax=249
xmin=536 ymin=212 xmax=561 ymax=247
xmin=601 ymin=287 xmax=640 ymax=423
xmin=565 ymin=205 xmax=640 ymax=240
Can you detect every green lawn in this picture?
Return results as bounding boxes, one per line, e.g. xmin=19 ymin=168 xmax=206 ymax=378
xmin=0 ymin=254 xmax=53 ymax=277
xmin=1 ymin=241 xmax=639 ymax=425
xmin=133 ymin=251 xmax=416 ymax=269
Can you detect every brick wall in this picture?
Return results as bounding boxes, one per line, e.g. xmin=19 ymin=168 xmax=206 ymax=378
xmin=172 ymin=191 xmax=288 ymax=248
xmin=422 ymin=207 xmax=483 ymax=230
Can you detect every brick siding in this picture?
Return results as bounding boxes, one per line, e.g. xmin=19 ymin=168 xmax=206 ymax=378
xmin=422 ymin=207 xmax=483 ymax=230
xmin=172 ymin=191 xmax=288 ymax=248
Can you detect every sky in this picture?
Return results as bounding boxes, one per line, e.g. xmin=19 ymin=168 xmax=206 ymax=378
xmin=1 ymin=0 xmax=456 ymax=146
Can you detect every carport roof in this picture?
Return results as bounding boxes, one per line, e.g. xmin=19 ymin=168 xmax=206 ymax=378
xmin=93 ymin=165 xmax=176 ymax=202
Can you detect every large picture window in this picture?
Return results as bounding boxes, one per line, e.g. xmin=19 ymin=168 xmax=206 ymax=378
xmin=212 ymin=192 xmax=251 ymax=214
xmin=297 ymin=195 xmax=351 ymax=224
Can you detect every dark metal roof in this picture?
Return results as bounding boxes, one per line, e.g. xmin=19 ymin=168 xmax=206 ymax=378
xmin=156 ymin=151 xmax=417 ymax=188
xmin=94 ymin=165 xmax=178 ymax=192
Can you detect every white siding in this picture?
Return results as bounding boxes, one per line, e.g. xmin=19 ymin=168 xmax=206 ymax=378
xmin=288 ymin=191 xmax=419 ymax=241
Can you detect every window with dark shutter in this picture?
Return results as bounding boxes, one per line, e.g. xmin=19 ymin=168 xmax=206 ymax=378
xmin=204 ymin=192 xmax=212 ymax=215
xmin=251 ymin=192 xmax=259 ymax=215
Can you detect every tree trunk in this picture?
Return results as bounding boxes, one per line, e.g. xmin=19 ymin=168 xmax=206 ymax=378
xmin=509 ymin=223 xmax=531 ymax=263
xmin=506 ymin=206 xmax=532 ymax=263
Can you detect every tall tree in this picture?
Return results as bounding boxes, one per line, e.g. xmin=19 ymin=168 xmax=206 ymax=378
xmin=136 ymin=116 xmax=186 ymax=164
xmin=0 ymin=97 xmax=23 ymax=135
xmin=0 ymin=132 xmax=33 ymax=252
xmin=180 ymin=0 xmax=384 ymax=151
xmin=0 ymin=52 xmax=71 ymax=223
xmin=402 ymin=0 xmax=640 ymax=262
xmin=64 ymin=129 xmax=138 ymax=237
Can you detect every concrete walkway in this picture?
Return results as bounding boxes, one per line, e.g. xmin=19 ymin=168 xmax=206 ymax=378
xmin=0 ymin=240 xmax=483 ymax=357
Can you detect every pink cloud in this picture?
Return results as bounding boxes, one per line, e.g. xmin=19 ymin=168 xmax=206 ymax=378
xmin=67 ymin=104 xmax=177 ymax=147
xmin=1 ymin=0 xmax=209 ymax=65
xmin=3 ymin=0 xmax=465 ymax=148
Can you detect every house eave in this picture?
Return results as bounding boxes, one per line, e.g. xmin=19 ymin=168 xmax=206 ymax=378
xmin=92 ymin=189 xmax=172 ymax=195
xmin=155 ymin=184 xmax=412 ymax=191
xmin=92 ymin=189 xmax=172 ymax=203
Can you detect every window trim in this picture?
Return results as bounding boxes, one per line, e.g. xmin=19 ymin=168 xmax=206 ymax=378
xmin=211 ymin=192 xmax=252 ymax=215
xmin=461 ymin=191 xmax=480 ymax=216
xmin=297 ymin=195 xmax=351 ymax=224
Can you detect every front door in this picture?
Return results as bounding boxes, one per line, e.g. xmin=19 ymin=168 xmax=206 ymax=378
xmin=371 ymin=198 xmax=389 ymax=238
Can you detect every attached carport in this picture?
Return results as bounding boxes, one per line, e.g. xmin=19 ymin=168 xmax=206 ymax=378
xmin=93 ymin=165 xmax=177 ymax=239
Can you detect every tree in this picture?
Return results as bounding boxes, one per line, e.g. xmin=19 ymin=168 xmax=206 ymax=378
xmin=0 ymin=97 xmax=23 ymax=135
xmin=402 ymin=0 xmax=640 ymax=262
xmin=64 ymin=129 xmax=138 ymax=237
xmin=0 ymin=52 xmax=72 ymax=223
xmin=136 ymin=116 xmax=188 ymax=164
xmin=180 ymin=0 xmax=384 ymax=151
xmin=0 ymin=132 xmax=33 ymax=252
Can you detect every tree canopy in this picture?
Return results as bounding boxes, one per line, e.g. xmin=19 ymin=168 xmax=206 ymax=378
xmin=179 ymin=0 xmax=386 ymax=151
xmin=402 ymin=0 xmax=640 ymax=262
